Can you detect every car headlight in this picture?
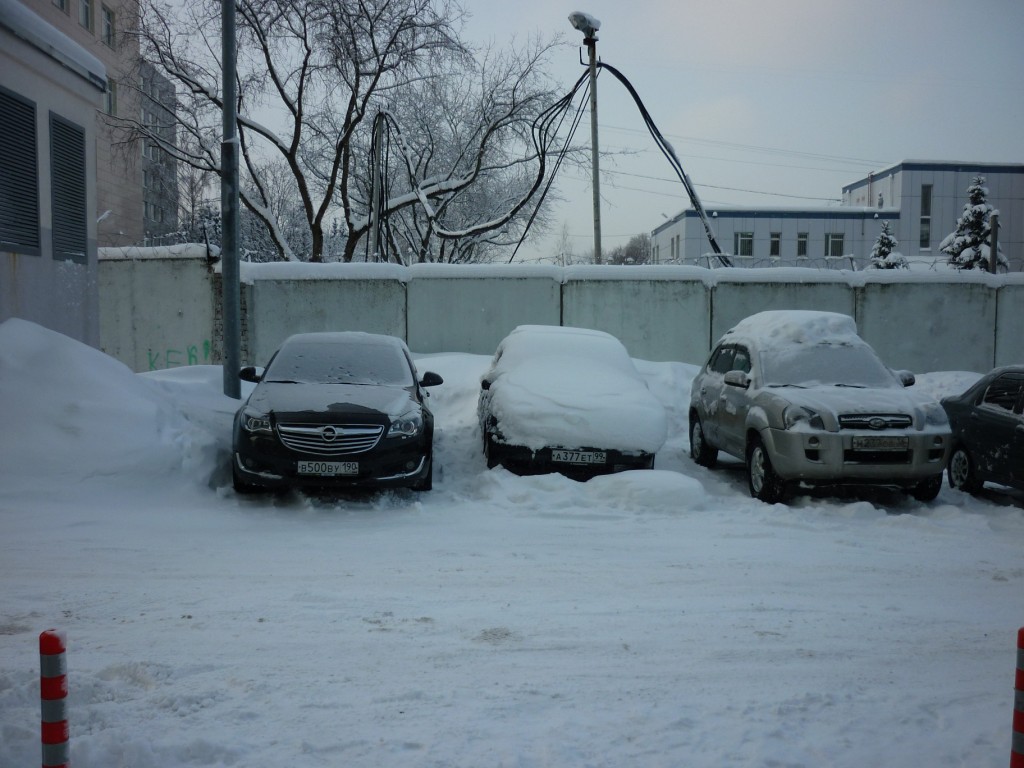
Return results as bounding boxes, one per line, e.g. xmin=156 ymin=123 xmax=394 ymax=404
xmin=783 ymin=405 xmax=824 ymax=431
xmin=240 ymin=407 xmax=273 ymax=435
xmin=388 ymin=408 xmax=424 ymax=438
xmin=921 ymin=402 xmax=949 ymax=428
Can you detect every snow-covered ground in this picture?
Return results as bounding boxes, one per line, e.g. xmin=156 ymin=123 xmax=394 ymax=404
xmin=1 ymin=317 xmax=1022 ymax=768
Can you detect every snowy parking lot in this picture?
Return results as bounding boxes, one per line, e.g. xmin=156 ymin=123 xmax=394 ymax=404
xmin=1 ymin=318 xmax=1023 ymax=767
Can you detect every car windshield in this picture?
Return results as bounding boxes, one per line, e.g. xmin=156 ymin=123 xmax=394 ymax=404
xmin=759 ymin=342 xmax=898 ymax=388
xmin=265 ymin=340 xmax=414 ymax=386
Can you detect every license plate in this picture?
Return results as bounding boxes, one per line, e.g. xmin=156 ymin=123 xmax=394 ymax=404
xmin=852 ymin=436 xmax=908 ymax=452
xmin=552 ymin=449 xmax=607 ymax=464
xmin=297 ymin=460 xmax=359 ymax=476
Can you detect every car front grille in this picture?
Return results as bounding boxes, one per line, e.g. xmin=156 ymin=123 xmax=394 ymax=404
xmin=838 ymin=413 xmax=912 ymax=430
xmin=277 ymin=423 xmax=384 ymax=456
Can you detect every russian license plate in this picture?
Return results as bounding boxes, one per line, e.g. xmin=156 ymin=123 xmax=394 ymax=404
xmin=552 ymin=449 xmax=607 ymax=464
xmin=852 ymin=436 xmax=908 ymax=452
xmin=297 ymin=460 xmax=359 ymax=476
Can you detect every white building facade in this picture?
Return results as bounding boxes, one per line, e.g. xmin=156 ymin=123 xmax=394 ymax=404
xmin=652 ymin=161 xmax=1024 ymax=271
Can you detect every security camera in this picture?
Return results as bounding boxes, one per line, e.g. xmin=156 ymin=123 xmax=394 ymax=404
xmin=568 ymin=11 xmax=601 ymax=39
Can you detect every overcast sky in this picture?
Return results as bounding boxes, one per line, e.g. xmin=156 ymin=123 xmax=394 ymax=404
xmin=461 ymin=0 xmax=1024 ymax=262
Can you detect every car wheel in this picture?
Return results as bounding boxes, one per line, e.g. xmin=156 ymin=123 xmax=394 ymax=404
xmin=947 ymin=446 xmax=981 ymax=494
xmin=483 ymin=433 xmax=500 ymax=469
xmin=746 ymin=435 xmax=789 ymax=504
xmin=911 ymin=474 xmax=943 ymax=502
xmin=689 ymin=417 xmax=718 ymax=468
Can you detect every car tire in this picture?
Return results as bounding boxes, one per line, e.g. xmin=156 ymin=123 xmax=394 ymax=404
xmin=947 ymin=446 xmax=981 ymax=494
xmin=689 ymin=417 xmax=718 ymax=468
xmin=746 ymin=435 xmax=790 ymax=504
xmin=483 ymin=433 xmax=500 ymax=469
xmin=911 ymin=474 xmax=943 ymax=502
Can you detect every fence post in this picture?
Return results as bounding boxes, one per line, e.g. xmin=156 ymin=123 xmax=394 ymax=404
xmin=39 ymin=630 xmax=68 ymax=768
xmin=1013 ymin=627 xmax=1024 ymax=768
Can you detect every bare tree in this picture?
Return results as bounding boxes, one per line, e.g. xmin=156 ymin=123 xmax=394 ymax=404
xmin=124 ymin=0 xmax=565 ymax=262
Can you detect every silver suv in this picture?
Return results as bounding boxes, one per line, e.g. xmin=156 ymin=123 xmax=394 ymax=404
xmin=689 ymin=311 xmax=950 ymax=503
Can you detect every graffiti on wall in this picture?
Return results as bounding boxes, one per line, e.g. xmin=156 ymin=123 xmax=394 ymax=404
xmin=147 ymin=340 xmax=212 ymax=371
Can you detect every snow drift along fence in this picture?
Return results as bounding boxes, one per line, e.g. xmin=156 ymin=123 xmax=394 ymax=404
xmin=40 ymin=630 xmax=69 ymax=768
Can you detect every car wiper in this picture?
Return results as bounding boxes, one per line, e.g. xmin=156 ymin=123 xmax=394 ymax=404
xmin=834 ymin=383 xmax=866 ymax=388
xmin=766 ymin=383 xmax=806 ymax=389
xmin=267 ymin=379 xmax=304 ymax=384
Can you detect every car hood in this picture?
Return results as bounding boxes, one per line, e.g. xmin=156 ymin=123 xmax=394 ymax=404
xmin=763 ymin=384 xmax=943 ymax=429
xmin=246 ymin=382 xmax=418 ymax=420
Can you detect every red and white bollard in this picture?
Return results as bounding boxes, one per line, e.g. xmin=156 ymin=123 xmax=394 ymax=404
xmin=1013 ymin=627 xmax=1024 ymax=768
xmin=39 ymin=630 xmax=69 ymax=768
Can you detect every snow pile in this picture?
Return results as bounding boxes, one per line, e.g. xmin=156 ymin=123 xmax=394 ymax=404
xmin=0 ymin=319 xmax=1022 ymax=768
xmin=722 ymin=310 xmax=861 ymax=348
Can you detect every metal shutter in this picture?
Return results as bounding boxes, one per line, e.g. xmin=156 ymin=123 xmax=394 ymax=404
xmin=50 ymin=113 xmax=88 ymax=263
xmin=0 ymin=87 xmax=41 ymax=254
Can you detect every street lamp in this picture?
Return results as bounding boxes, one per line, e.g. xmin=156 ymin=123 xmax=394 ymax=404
xmin=569 ymin=11 xmax=602 ymax=264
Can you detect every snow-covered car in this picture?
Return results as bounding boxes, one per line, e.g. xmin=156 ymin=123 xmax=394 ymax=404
xmin=478 ymin=325 xmax=667 ymax=478
xmin=232 ymin=332 xmax=443 ymax=493
xmin=689 ymin=311 xmax=950 ymax=503
xmin=941 ymin=365 xmax=1024 ymax=494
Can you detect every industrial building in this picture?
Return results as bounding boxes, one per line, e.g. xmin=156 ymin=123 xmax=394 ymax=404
xmin=652 ymin=161 xmax=1023 ymax=270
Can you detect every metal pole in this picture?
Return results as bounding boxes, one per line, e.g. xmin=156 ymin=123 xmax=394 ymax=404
xmin=586 ymin=36 xmax=601 ymax=265
xmin=989 ymin=212 xmax=999 ymax=274
xmin=221 ymin=0 xmax=241 ymax=398
xmin=368 ymin=113 xmax=384 ymax=261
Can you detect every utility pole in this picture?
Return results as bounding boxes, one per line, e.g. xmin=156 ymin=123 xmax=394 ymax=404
xmin=368 ymin=113 xmax=384 ymax=261
xmin=220 ymin=0 xmax=241 ymax=398
xmin=569 ymin=12 xmax=602 ymax=264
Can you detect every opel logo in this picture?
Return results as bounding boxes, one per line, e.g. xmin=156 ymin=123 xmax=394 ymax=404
xmin=868 ymin=417 xmax=887 ymax=430
xmin=321 ymin=426 xmax=342 ymax=441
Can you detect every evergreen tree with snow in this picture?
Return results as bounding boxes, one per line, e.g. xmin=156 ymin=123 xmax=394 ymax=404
xmin=868 ymin=221 xmax=907 ymax=269
xmin=940 ymin=176 xmax=1006 ymax=272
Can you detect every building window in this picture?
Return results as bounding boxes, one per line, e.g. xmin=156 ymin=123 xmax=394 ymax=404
xmin=769 ymin=232 xmax=781 ymax=257
xmin=50 ymin=113 xmax=88 ymax=263
xmin=920 ymin=184 xmax=932 ymax=250
xmin=797 ymin=232 xmax=808 ymax=257
xmin=825 ymin=233 xmax=845 ymax=258
xmin=733 ymin=232 xmax=753 ymax=257
xmin=53 ymin=0 xmax=68 ymax=13
xmin=0 ymin=87 xmax=41 ymax=255
xmin=104 ymin=79 xmax=117 ymax=116
xmin=143 ymin=140 xmax=159 ymax=161
xmin=101 ymin=5 xmax=115 ymax=46
xmin=79 ymin=0 xmax=93 ymax=30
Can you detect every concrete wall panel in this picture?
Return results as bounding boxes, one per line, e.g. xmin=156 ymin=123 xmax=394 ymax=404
xmin=406 ymin=274 xmax=561 ymax=355
xmin=562 ymin=276 xmax=710 ymax=363
xmin=249 ymin=278 xmax=406 ymax=365
xmin=856 ymin=281 xmax=995 ymax=373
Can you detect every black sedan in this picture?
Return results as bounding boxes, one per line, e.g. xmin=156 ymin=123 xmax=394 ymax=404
xmin=941 ymin=365 xmax=1024 ymax=494
xmin=232 ymin=332 xmax=442 ymax=493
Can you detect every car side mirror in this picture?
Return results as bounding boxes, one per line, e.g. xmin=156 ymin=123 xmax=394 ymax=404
xmin=894 ymin=369 xmax=916 ymax=387
xmin=724 ymin=370 xmax=750 ymax=389
xmin=239 ymin=365 xmax=264 ymax=383
xmin=419 ymin=371 xmax=444 ymax=388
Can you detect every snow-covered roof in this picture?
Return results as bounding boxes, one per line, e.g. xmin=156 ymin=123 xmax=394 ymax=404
xmin=0 ymin=0 xmax=106 ymax=91
xmin=721 ymin=310 xmax=862 ymax=349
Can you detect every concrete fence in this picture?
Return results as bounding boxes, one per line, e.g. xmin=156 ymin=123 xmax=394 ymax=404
xmin=98 ymin=250 xmax=1024 ymax=375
